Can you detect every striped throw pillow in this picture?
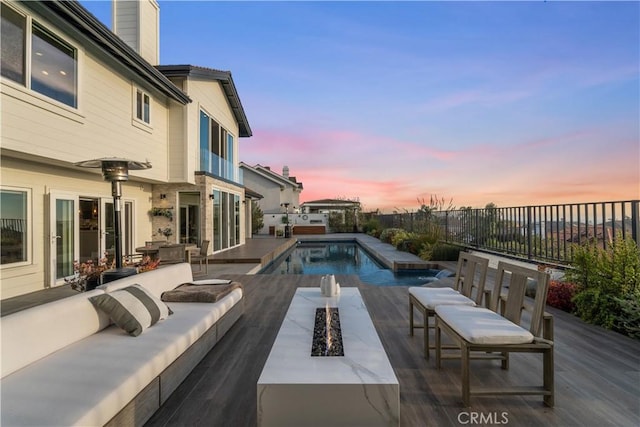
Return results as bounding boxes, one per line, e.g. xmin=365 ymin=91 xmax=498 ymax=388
xmin=90 ymin=284 xmax=172 ymax=336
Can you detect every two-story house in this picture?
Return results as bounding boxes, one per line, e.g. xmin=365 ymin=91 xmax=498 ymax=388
xmin=0 ymin=0 xmax=252 ymax=298
xmin=240 ymin=163 xmax=303 ymax=234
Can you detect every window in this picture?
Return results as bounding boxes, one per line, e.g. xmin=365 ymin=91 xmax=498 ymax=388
xmin=135 ymin=89 xmax=150 ymax=124
xmin=0 ymin=4 xmax=77 ymax=108
xmin=199 ymin=110 xmax=236 ymax=180
xmin=1 ymin=4 xmax=26 ymax=85
xmin=31 ymin=24 xmax=77 ymax=107
xmin=1 ymin=189 xmax=29 ymax=265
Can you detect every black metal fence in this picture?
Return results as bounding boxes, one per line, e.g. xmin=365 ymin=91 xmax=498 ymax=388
xmin=375 ymin=200 xmax=640 ymax=265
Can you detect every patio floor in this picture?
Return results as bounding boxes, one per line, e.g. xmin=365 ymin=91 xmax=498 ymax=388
xmin=144 ymin=236 xmax=639 ymax=426
xmin=2 ymin=236 xmax=639 ymax=426
xmin=144 ymin=272 xmax=639 ymax=427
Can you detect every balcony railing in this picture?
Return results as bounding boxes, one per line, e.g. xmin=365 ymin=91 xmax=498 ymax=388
xmin=199 ymin=149 xmax=243 ymax=185
xmin=376 ymin=200 xmax=640 ymax=265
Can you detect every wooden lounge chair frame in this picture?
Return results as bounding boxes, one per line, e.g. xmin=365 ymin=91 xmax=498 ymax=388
xmin=190 ymin=240 xmax=210 ymax=274
xmin=409 ymin=252 xmax=489 ymax=359
xmin=435 ymin=261 xmax=554 ymax=407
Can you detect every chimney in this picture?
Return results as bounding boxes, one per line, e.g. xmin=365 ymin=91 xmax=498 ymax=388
xmin=283 ymin=165 xmax=289 ymax=178
xmin=112 ymin=0 xmax=160 ymax=65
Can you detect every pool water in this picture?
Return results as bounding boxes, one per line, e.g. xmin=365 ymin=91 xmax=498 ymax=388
xmin=259 ymin=241 xmax=441 ymax=286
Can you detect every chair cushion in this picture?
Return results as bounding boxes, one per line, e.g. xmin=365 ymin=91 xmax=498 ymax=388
xmin=90 ymin=284 xmax=172 ymax=336
xmin=435 ymin=305 xmax=534 ymax=345
xmin=409 ymin=287 xmax=473 ymax=310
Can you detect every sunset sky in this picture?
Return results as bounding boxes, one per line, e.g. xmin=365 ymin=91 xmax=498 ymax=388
xmin=81 ymin=1 xmax=639 ymax=212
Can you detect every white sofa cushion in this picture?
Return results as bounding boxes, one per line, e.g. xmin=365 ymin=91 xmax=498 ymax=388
xmin=435 ymin=305 xmax=534 ymax=345
xmin=98 ymin=262 xmax=194 ymax=298
xmin=90 ymin=284 xmax=173 ymax=336
xmin=0 ymin=288 xmax=243 ymax=427
xmin=409 ymin=287 xmax=473 ymax=310
xmin=0 ymin=289 xmax=110 ymax=379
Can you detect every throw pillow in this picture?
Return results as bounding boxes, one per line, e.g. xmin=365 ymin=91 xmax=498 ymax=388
xmin=90 ymin=284 xmax=173 ymax=336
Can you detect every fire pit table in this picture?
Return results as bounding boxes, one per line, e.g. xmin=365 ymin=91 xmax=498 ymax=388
xmin=257 ymin=287 xmax=399 ymax=426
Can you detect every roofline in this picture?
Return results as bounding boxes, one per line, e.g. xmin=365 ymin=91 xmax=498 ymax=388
xmin=239 ymin=162 xmax=302 ymax=189
xmin=29 ymin=0 xmax=191 ymax=105
xmin=156 ymin=65 xmax=252 ymax=138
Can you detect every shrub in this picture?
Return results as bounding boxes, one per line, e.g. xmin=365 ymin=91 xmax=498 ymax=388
xmin=362 ymin=218 xmax=381 ymax=236
xmin=563 ymin=235 xmax=640 ymax=337
xmin=546 ymin=280 xmax=579 ymax=312
xmin=614 ymin=295 xmax=640 ymax=339
xmin=429 ymin=243 xmax=462 ymax=261
xmin=379 ymin=228 xmax=405 ymax=245
xmin=572 ymin=288 xmax=619 ymax=329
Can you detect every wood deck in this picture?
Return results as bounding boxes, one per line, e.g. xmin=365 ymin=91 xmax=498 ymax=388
xmin=145 ymin=274 xmax=640 ymax=427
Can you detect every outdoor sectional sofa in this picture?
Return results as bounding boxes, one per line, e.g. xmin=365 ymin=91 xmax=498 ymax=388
xmin=0 ymin=263 xmax=244 ymax=426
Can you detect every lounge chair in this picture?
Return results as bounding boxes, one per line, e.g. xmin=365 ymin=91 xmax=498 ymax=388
xmin=409 ymin=252 xmax=489 ymax=359
xmin=434 ymin=261 xmax=553 ymax=407
xmin=190 ymin=240 xmax=211 ymax=274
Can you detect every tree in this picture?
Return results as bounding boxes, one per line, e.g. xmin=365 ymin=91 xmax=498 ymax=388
xmin=251 ymin=202 xmax=264 ymax=235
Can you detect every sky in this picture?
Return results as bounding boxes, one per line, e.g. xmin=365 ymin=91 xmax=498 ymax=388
xmin=80 ymin=0 xmax=639 ymax=212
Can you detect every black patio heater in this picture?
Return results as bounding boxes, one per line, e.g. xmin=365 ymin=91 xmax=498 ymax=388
xmin=75 ymin=158 xmax=151 ymax=285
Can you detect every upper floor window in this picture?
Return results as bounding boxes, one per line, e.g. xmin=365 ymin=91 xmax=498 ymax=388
xmin=0 ymin=4 xmax=77 ymax=108
xmin=1 ymin=4 xmax=26 ymax=85
xmin=135 ymin=89 xmax=150 ymax=124
xmin=1 ymin=188 xmax=29 ymax=266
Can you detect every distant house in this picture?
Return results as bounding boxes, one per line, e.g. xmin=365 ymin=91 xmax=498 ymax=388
xmin=300 ymin=199 xmax=361 ymax=214
xmin=0 ymin=0 xmax=252 ymax=298
xmin=240 ymin=163 xmax=303 ymax=214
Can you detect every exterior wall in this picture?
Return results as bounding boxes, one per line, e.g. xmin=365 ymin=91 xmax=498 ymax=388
xmin=242 ymin=168 xmax=301 ymax=215
xmin=0 ymin=157 xmax=153 ymax=299
xmin=166 ymin=77 xmax=189 ymax=183
xmin=243 ymin=171 xmax=283 ymax=214
xmin=113 ymin=0 xmax=159 ymax=65
xmin=0 ymin=3 xmax=171 ymax=182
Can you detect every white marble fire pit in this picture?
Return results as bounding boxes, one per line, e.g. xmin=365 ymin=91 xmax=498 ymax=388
xmin=257 ymin=287 xmax=400 ymax=426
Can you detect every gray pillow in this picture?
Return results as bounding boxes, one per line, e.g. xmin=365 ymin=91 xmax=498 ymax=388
xmin=90 ymin=284 xmax=172 ymax=336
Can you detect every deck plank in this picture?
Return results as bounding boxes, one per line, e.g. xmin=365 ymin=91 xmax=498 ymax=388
xmin=145 ymin=274 xmax=640 ymax=427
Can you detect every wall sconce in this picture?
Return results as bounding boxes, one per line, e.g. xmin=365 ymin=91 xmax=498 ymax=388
xmin=159 ymin=194 xmax=167 ymax=200
xmin=209 ymin=192 xmax=215 ymax=200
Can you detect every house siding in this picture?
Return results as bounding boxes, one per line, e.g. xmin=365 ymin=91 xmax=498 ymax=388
xmin=0 ymin=157 xmax=153 ymax=299
xmin=1 ymin=35 xmax=171 ymax=182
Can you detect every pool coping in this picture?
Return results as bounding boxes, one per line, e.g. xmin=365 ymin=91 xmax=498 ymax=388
xmin=274 ymin=233 xmax=440 ymax=273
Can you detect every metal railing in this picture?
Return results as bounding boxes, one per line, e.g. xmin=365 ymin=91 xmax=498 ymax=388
xmin=199 ymin=149 xmax=243 ymax=185
xmin=375 ymin=200 xmax=639 ymax=265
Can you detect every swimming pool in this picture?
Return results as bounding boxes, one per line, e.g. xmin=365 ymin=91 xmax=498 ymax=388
xmin=259 ymin=241 xmax=441 ymax=286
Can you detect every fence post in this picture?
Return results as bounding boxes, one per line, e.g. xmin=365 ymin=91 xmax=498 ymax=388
xmin=445 ymin=211 xmax=449 ymax=243
xmin=632 ymin=200 xmax=640 ymax=250
xmin=526 ymin=206 xmax=533 ymax=260
xmin=474 ymin=209 xmax=479 ymax=248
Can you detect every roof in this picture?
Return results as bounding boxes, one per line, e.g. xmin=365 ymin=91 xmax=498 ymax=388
xmin=301 ymin=199 xmax=361 ymax=206
xmin=239 ymin=163 xmax=303 ymax=190
xmin=31 ymin=1 xmax=190 ymax=105
xmin=244 ymin=187 xmax=263 ymax=200
xmin=156 ymin=65 xmax=252 ymax=138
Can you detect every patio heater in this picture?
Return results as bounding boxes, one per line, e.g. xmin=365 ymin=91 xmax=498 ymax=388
xmin=281 ymin=202 xmax=291 ymax=238
xmin=75 ymin=158 xmax=151 ymax=283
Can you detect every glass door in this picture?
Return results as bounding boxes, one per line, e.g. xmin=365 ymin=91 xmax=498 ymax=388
xmin=48 ymin=192 xmax=78 ymax=286
xmin=101 ymin=198 xmax=114 ymax=262
xmin=100 ymin=198 xmax=133 ymax=263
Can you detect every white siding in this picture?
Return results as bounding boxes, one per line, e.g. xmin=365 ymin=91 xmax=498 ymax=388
xmin=1 ymin=49 xmax=171 ymax=182
xmin=0 ymin=158 xmax=153 ymax=298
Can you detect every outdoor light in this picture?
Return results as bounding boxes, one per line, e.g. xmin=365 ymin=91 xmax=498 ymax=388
xmin=159 ymin=194 xmax=167 ymax=199
xmin=75 ymin=157 xmax=151 ymax=270
xmin=209 ymin=192 xmax=215 ymax=200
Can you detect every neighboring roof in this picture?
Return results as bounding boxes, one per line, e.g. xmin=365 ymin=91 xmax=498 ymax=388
xmin=239 ymin=163 xmax=303 ymax=190
xmin=31 ymin=1 xmax=190 ymax=105
xmin=244 ymin=187 xmax=263 ymax=200
xmin=156 ymin=65 xmax=252 ymax=138
xmin=301 ymin=199 xmax=361 ymax=206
